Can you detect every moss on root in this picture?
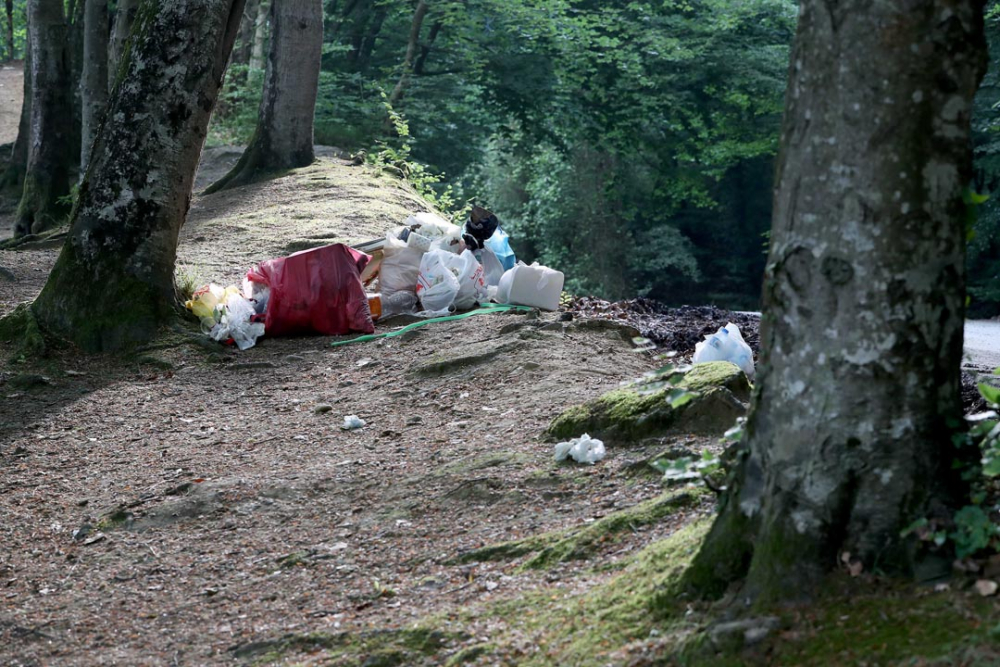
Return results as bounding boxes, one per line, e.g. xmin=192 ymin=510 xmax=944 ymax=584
xmin=453 ymin=490 xmax=705 ymax=568
xmin=545 ymin=361 xmax=750 ymax=442
xmin=0 ymin=303 xmax=47 ymax=358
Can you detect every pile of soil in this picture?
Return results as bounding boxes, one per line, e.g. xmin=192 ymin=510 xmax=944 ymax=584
xmin=565 ymin=297 xmax=760 ymax=355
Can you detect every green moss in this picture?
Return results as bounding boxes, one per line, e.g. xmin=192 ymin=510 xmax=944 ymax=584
xmin=452 ymin=490 xmax=704 ymax=567
xmin=443 ymin=644 xmax=493 ymax=665
xmin=486 ymin=520 xmax=711 ymax=667
xmin=679 ymin=361 xmax=751 ymax=401
xmin=234 ymin=628 xmax=458 ymax=666
xmin=546 ymin=362 xmax=752 ymax=443
xmin=0 ymin=303 xmax=47 ymax=358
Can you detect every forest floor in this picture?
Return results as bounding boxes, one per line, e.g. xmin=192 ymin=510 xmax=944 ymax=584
xmin=1 ymin=155 xmax=998 ymax=666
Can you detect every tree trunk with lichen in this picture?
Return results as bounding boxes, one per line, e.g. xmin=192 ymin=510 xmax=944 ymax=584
xmin=107 ymin=0 xmax=138 ymax=92
xmin=14 ymin=0 xmax=72 ymax=237
xmin=80 ymin=0 xmax=109 ymax=175
xmin=30 ymin=0 xmax=246 ymax=352
xmin=205 ymin=0 xmax=321 ymax=194
xmin=685 ymin=0 xmax=988 ymax=602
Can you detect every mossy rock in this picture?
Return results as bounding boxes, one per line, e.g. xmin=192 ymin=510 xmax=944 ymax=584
xmin=546 ymin=361 xmax=750 ymax=443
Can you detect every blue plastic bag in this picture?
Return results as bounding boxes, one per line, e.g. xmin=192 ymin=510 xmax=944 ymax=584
xmin=485 ymin=226 xmax=516 ymax=271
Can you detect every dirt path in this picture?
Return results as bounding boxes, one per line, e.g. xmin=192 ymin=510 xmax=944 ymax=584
xmin=0 ymin=61 xmax=22 ymax=146
xmin=0 ymin=158 xmax=724 ymax=665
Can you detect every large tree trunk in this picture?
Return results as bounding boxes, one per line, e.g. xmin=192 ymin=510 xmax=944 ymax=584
xmin=233 ymin=0 xmax=260 ymax=67
xmin=80 ymin=0 xmax=108 ymax=176
xmin=31 ymin=0 xmax=247 ymax=352
xmin=249 ymin=0 xmax=267 ymax=70
xmin=685 ymin=0 xmax=988 ymax=601
xmin=107 ymin=0 xmax=138 ymax=92
xmin=387 ymin=0 xmax=428 ymax=109
xmin=2 ymin=36 xmax=29 ymax=191
xmin=14 ymin=0 xmax=72 ymax=238
xmin=3 ymin=0 xmax=13 ymax=60
xmin=205 ymin=0 xmax=321 ymax=194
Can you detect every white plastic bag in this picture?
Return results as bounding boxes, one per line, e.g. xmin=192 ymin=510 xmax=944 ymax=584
xmin=554 ymin=433 xmax=606 ymax=465
xmin=480 ymin=247 xmax=505 ymax=287
xmin=416 ymin=249 xmax=486 ymax=313
xmin=692 ymin=322 xmax=755 ymax=379
xmin=416 ymin=250 xmax=461 ymax=313
xmin=404 ymin=212 xmax=464 ymax=254
xmin=209 ymin=292 xmax=265 ymax=351
xmin=380 ymin=227 xmax=424 ymax=300
xmin=452 ymin=250 xmax=487 ymax=310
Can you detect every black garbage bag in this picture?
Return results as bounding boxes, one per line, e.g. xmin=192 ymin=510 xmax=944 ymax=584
xmin=462 ymin=206 xmax=500 ymax=251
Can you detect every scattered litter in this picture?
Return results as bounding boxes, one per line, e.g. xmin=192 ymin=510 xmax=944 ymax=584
xmin=554 ymin=433 xmax=606 ymax=465
xmin=342 ymin=415 xmax=366 ymax=430
xmin=692 ymin=321 xmax=755 ymax=378
xmin=975 ymin=579 xmax=998 ymax=597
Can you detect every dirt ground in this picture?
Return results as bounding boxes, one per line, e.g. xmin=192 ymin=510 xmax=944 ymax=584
xmin=0 ymin=158 xmax=729 ymax=666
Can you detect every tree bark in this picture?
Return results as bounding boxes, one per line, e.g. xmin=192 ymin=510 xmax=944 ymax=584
xmin=31 ymin=0 xmax=247 ymax=352
xmin=14 ymin=0 xmax=72 ymax=237
xmin=107 ymin=0 xmax=138 ymax=92
xmin=387 ymin=0 xmax=428 ymax=109
xmin=80 ymin=0 xmax=109 ymax=175
xmin=4 ymin=0 xmax=13 ymax=60
xmin=205 ymin=0 xmax=322 ymax=194
xmin=2 ymin=33 xmax=29 ymax=191
xmin=412 ymin=19 xmax=442 ymax=76
xmin=685 ymin=0 xmax=988 ymax=601
xmin=233 ymin=0 xmax=260 ymax=67
xmin=249 ymin=0 xmax=267 ymax=70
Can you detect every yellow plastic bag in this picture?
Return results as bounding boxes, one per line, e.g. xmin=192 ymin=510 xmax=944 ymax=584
xmin=185 ymin=284 xmax=239 ymax=323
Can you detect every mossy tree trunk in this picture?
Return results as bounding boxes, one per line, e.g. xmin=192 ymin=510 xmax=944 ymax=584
xmin=205 ymin=0 xmax=321 ymax=194
xmin=685 ymin=0 xmax=988 ymax=602
xmin=107 ymin=0 xmax=137 ymax=93
xmin=80 ymin=0 xmax=109 ymax=176
xmin=2 ymin=34 xmax=29 ymax=192
xmin=31 ymin=0 xmax=247 ymax=352
xmin=14 ymin=0 xmax=72 ymax=238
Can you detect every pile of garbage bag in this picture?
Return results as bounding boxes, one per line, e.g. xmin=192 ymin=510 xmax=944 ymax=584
xmin=184 ymin=206 xmax=565 ymax=350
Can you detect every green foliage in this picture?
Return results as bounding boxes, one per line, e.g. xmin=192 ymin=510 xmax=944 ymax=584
xmin=207 ymin=65 xmax=264 ymax=147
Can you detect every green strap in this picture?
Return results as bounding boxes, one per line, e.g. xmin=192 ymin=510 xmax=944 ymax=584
xmin=330 ymin=303 xmax=533 ymax=347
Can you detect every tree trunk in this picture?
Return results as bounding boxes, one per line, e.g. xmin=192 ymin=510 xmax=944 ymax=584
xmin=4 ymin=0 xmax=13 ymax=60
xmin=66 ymin=0 xmax=85 ymax=173
xmin=14 ymin=0 xmax=72 ymax=238
xmin=685 ymin=0 xmax=988 ymax=602
xmin=31 ymin=0 xmax=247 ymax=352
xmin=2 ymin=34 xmax=29 ymax=191
xmin=412 ymin=19 xmax=442 ymax=76
xmin=233 ymin=0 xmax=260 ymax=67
xmin=355 ymin=4 xmax=386 ymax=73
xmin=205 ymin=0 xmax=322 ymax=193
xmin=80 ymin=0 xmax=108 ymax=176
xmin=387 ymin=0 xmax=428 ymax=109
xmin=107 ymin=0 xmax=138 ymax=92
xmin=249 ymin=0 xmax=267 ymax=70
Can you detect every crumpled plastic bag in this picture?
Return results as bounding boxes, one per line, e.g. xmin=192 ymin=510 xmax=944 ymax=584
xmin=404 ymin=212 xmax=464 ymax=254
xmin=485 ymin=226 xmax=516 ymax=271
xmin=416 ymin=249 xmax=486 ymax=314
xmin=554 ymin=433 xmax=606 ymax=465
xmin=186 ymin=283 xmax=239 ymax=323
xmin=692 ymin=321 xmax=755 ymax=378
xmin=208 ymin=292 xmax=265 ymax=350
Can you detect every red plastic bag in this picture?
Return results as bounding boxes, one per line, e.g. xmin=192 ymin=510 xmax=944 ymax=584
xmin=246 ymin=244 xmax=375 ymax=337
